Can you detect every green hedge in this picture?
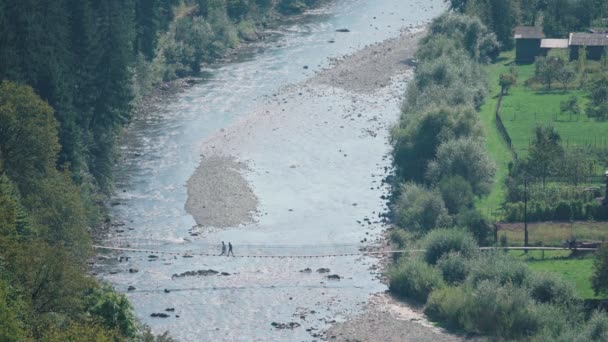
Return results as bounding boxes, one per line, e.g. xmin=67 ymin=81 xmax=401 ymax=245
xmin=503 ymin=200 xmax=608 ymax=222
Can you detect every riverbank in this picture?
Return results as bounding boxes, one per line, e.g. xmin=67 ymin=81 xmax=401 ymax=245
xmin=323 ymin=293 xmax=463 ymax=342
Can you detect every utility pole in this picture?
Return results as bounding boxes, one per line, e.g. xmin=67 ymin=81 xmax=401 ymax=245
xmin=524 ymin=178 xmax=529 ymax=253
xmin=604 ymin=170 xmax=608 ymax=205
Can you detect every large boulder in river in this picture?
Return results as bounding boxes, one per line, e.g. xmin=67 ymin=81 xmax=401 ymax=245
xmin=151 ymin=313 xmax=170 ymax=318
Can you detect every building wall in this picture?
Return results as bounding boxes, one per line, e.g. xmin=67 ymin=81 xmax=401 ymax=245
xmin=571 ymin=46 xmax=607 ymax=61
xmin=516 ymin=39 xmax=542 ymax=64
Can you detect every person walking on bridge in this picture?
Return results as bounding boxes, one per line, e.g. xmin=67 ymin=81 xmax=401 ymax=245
xmin=227 ymin=242 xmax=234 ymax=256
xmin=219 ymin=241 xmax=226 ymax=256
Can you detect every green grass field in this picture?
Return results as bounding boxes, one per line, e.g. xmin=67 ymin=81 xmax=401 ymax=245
xmin=499 ymin=221 xmax=608 ymax=247
xmin=499 ymin=68 xmax=608 ymax=158
xmin=477 ymin=51 xmax=608 ymax=216
xmin=509 ymin=250 xmax=600 ymax=299
xmin=476 ymin=52 xmax=515 ymax=217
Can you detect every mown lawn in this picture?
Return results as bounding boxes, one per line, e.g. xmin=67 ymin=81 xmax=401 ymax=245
xmin=509 ymin=250 xmax=601 ymax=299
xmin=476 ymin=52 xmax=515 ymax=218
xmin=499 ymin=75 xmax=608 ymax=158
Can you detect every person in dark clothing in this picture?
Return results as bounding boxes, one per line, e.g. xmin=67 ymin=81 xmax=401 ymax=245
xmin=219 ymin=241 xmax=226 ymax=256
xmin=227 ymin=242 xmax=234 ymax=256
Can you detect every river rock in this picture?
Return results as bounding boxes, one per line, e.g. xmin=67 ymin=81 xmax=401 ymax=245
xmin=129 ymin=268 xmax=138 ymax=273
xmin=300 ymin=268 xmax=312 ymax=273
xmin=336 ymin=28 xmax=350 ymax=32
xmin=165 ymin=308 xmax=175 ymax=312
xmin=316 ymin=268 xmax=330 ymax=273
xmin=127 ymin=286 xmax=136 ymax=291
xmin=172 ymin=269 xmax=219 ymax=279
xmin=271 ymin=322 xmax=301 ymax=330
xmin=327 ymin=274 xmax=341 ymax=280
xmin=151 ymin=313 xmax=170 ymax=318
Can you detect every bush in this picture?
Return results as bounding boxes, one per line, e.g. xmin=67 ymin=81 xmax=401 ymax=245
xmin=422 ymin=13 xmax=499 ymax=64
xmin=592 ymin=244 xmax=608 ymax=296
xmin=391 ymin=106 xmax=483 ymax=183
xmin=455 ymin=209 xmax=491 ymax=245
xmin=547 ymin=311 xmax=608 ymax=341
xmin=390 ymin=229 xmax=409 ymax=249
xmin=426 ymin=137 xmax=496 ymax=196
xmin=389 ymin=258 xmax=444 ymax=302
xmin=582 ymin=311 xmax=608 ymax=341
xmin=526 ymin=272 xmax=579 ymax=307
xmin=470 ymin=281 xmax=541 ymax=339
xmin=436 ymin=252 xmax=470 ymax=284
xmin=427 ymin=281 xmax=545 ymax=339
xmin=423 ymin=228 xmax=478 ymax=265
xmin=392 ymin=183 xmax=451 ymax=233
xmin=554 ymin=201 xmax=573 ymax=221
xmin=424 ymin=286 xmax=470 ymax=329
xmin=467 ymin=251 xmax=530 ymax=287
xmin=85 ymin=285 xmax=137 ymax=338
xmin=438 ymin=175 xmax=474 ymax=214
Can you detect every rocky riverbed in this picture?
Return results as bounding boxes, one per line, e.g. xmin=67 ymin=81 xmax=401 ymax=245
xmin=185 ymin=26 xmax=461 ymax=341
xmin=99 ymin=1 xmax=449 ymax=340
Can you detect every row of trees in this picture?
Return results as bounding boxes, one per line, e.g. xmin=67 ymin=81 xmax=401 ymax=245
xmin=390 ymin=13 xmax=498 ymax=244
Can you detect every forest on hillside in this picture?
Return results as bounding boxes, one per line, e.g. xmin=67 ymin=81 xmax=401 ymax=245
xmin=0 ymin=1 xmax=321 ymax=340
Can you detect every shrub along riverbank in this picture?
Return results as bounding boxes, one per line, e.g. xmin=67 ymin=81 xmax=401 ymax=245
xmin=387 ymin=12 xmax=608 ymax=341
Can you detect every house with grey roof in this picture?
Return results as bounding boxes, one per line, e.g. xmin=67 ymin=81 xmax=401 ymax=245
xmin=514 ymin=26 xmax=545 ymax=63
xmin=569 ymin=32 xmax=608 ymax=60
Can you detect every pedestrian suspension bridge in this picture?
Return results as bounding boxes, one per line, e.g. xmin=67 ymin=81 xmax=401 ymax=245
xmin=93 ymin=244 xmax=598 ymax=259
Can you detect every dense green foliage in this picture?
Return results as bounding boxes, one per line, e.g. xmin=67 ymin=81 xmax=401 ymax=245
xmin=389 ymin=7 xmax=608 ymax=340
xmin=0 ymin=81 xmax=139 ymax=340
xmin=592 ymin=244 xmax=608 ymax=296
xmin=389 ymin=258 xmax=444 ymax=303
xmin=390 ymin=13 xmax=496 ymax=240
xmin=422 ymin=228 xmax=478 ymax=265
xmin=391 ymin=183 xmax=450 ymax=233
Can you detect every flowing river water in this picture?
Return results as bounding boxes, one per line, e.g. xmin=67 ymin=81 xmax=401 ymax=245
xmin=97 ymin=1 xmax=444 ymax=340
